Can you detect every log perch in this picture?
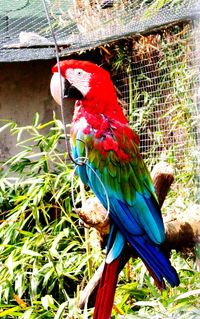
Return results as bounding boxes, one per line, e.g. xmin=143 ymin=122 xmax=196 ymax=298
xmin=77 ymin=162 xmax=200 ymax=309
xmin=151 ymin=161 xmax=174 ymax=208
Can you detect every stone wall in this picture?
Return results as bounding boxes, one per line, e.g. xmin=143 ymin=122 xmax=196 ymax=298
xmin=0 ymin=60 xmax=74 ymax=161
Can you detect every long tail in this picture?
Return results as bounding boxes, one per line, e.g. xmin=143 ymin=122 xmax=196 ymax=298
xmin=93 ymin=219 xmax=179 ymax=319
xmin=93 ymin=256 xmax=121 ymax=319
xmin=109 ymin=202 xmax=180 ymax=289
xmin=93 ymin=241 xmax=179 ymax=319
xmin=128 ymin=235 xmax=180 ymax=288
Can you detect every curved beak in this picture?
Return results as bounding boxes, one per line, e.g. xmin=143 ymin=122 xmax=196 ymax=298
xmin=50 ymin=73 xmax=64 ymax=106
xmin=50 ymin=73 xmax=83 ymax=106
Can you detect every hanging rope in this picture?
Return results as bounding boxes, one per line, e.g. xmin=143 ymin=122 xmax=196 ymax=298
xmin=71 ymin=160 xmax=110 ymax=223
xmin=42 ymin=0 xmax=110 ymax=221
xmin=43 ymin=0 xmax=89 ymax=166
xmin=42 ymin=0 xmax=71 ymax=158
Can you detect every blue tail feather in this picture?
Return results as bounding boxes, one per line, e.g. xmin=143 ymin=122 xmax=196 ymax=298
xmin=129 ymin=235 xmax=179 ymax=287
xmin=109 ymin=205 xmax=179 ymax=287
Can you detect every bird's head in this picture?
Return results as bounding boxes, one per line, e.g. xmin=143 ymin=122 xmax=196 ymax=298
xmin=50 ymin=59 xmax=127 ymax=123
xmin=50 ymin=59 xmax=113 ymax=105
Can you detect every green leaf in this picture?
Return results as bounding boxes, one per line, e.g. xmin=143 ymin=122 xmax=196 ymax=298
xmin=22 ymin=248 xmax=42 ymax=257
xmin=41 ymin=295 xmax=56 ymax=310
xmin=54 ymin=301 xmax=68 ymax=319
xmin=21 ymin=308 xmax=33 ymax=319
xmin=0 ymin=122 xmax=14 ymax=133
xmin=32 ymin=112 xmax=40 ymax=127
xmin=0 ymin=306 xmax=22 ymax=317
xmin=175 ymin=289 xmax=200 ymax=301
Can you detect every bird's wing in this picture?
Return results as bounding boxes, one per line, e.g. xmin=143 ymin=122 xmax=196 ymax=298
xmin=71 ymin=118 xmax=179 ymax=287
xmin=71 ymin=118 xmax=165 ymax=243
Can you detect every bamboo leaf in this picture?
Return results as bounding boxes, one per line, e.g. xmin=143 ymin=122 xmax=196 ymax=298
xmin=41 ymin=295 xmax=55 ymax=310
xmin=21 ymin=308 xmax=33 ymax=319
xmin=0 ymin=306 xmax=22 ymax=317
xmin=54 ymin=301 xmax=68 ymax=319
xmin=32 ymin=112 xmax=40 ymax=127
xmin=0 ymin=122 xmax=14 ymax=133
xmin=175 ymin=289 xmax=200 ymax=301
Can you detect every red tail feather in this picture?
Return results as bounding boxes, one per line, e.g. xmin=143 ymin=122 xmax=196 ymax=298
xmin=93 ymin=256 xmax=121 ymax=319
xmin=143 ymin=260 xmax=166 ymax=290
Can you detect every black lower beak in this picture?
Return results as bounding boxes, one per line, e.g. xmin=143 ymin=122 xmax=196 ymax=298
xmin=64 ymin=79 xmax=83 ymax=100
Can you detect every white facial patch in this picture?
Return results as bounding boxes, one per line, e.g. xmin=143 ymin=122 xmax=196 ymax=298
xmin=66 ymin=68 xmax=91 ymax=97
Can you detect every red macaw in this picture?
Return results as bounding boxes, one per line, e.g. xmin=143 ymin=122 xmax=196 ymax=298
xmin=50 ymin=59 xmax=179 ymax=319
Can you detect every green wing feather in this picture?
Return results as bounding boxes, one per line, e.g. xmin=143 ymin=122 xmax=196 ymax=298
xmin=71 ymin=120 xmax=164 ymax=244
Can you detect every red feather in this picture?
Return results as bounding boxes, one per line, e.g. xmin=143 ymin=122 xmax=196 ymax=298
xmin=93 ymin=257 xmax=121 ymax=319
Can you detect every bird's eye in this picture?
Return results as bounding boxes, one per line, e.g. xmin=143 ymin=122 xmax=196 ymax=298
xmin=75 ymin=69 xmax=83 ymax=76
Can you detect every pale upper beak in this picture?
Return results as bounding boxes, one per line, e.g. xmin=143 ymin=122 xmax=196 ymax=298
xmin=50 ymin=72 xmax=64 ymax=106
xmin=50 ymin=72 xmax=84 ymax=105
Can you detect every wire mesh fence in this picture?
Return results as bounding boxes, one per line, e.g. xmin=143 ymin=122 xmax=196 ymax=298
xmin=112 ymin=22 xmax=200 ymax=210
xmin=0 ymin=0 xmax=200 ymax=61
xmin=0 ymin=0 xmax=200 ymax=209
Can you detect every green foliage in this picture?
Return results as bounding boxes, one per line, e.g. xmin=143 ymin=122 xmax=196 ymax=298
xmin=1 ymin=115 xmax=200 ymax=319
xmin=112 ymin=254 xmax=200 ymax=318
xmin=0 ymin=115 xmax=101 ymax=318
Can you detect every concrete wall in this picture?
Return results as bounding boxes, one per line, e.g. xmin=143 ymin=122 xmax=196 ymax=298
xmin=0 ymin=60 xmax=74 ymax=161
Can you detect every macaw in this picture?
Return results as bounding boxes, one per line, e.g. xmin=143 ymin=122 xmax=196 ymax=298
xmin=50 ymin=59 xmax=179 ymax=319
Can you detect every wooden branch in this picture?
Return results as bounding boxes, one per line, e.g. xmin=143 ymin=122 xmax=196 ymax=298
xmin=165 ymin=209 xmax=200 ymax=251
xmin=78 ymin=162 xmax=200 ymax=309
xmin=151 ymin=161 xmax=174 ymax=208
